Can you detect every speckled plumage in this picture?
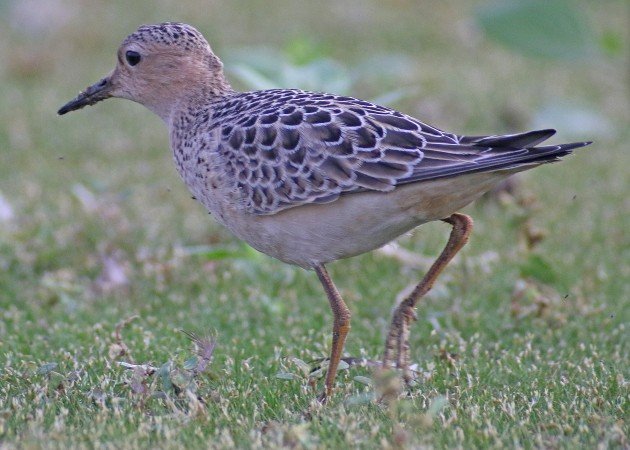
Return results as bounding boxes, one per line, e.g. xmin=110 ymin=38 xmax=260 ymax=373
xmin=58 ymin=22 xmax=591 ymax=401
xmin=122 ymin=23 xmax=209 ymax=50
xmin=171 ymin=88 xmax=584 ymax=217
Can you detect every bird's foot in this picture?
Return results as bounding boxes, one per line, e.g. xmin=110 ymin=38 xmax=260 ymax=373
xmin=383 ymin=300 xmax=417 ymax=385
xmin=316 ymin=389 xmax=329 ymax=405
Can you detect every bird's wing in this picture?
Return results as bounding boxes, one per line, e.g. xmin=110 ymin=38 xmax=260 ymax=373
xmin=213 ymin=90 xmax=588 ymax=215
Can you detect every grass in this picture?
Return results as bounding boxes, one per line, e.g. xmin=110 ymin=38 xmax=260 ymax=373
xmin=1 ymin=0 xmax=628 ymax=448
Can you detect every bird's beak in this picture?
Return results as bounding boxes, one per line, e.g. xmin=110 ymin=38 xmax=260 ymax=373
xmin=58 ymin=73 xmax=114 ymax=115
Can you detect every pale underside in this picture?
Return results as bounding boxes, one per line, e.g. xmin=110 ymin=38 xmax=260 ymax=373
xmin=221 ymin=170 xmax=506 ymax=268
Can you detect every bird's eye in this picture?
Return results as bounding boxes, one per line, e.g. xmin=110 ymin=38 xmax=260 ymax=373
xmin=125 ymin=50 xmax=141 ymax=66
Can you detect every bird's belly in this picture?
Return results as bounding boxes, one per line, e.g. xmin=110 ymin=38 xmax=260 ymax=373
xmin=219 ymin=171 xmax=507 ymax=269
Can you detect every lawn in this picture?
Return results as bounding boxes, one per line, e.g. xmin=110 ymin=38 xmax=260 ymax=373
xmin=0 ymin=1 xmax=628 ymax=448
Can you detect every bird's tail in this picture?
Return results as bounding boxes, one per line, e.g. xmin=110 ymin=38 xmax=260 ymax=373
xmin=461 ymin=128 xmax=592 ymax=166
xmin=459 ymin=128 xmax=558 ymax=148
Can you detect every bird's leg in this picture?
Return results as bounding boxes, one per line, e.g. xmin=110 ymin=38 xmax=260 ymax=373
xmin=315 ymin=264 xmax=351 ymax=404
xmin=383 ymin=213 xmax=473 ymax=383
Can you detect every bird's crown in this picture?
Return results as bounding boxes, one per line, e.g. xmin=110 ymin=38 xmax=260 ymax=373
xmin=123 ymin=22 xmax=209 ymax=51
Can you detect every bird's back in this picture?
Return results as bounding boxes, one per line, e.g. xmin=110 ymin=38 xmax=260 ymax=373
xmin=171 ymin=88 xmax=590 ymax=219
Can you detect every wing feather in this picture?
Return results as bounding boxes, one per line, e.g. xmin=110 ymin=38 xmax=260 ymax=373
xmin=211 ymin=89 xmax=589 ymax=215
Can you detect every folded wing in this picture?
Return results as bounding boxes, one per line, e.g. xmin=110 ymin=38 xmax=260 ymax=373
xmin=213 ymin=90 xmax=591 ymax=215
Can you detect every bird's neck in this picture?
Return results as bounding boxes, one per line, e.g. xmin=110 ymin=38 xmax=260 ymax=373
xmin=147 ymin=70 xmax=234 ymax=124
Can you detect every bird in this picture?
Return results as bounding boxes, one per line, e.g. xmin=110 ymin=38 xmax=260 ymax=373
xmin=58 ymin=22 xmax=591 ymax=402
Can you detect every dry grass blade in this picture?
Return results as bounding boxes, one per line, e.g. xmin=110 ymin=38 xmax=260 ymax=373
xmin=117 ymin=361 xmax=158 ymax=374
xmin=181 ymin=330 xmax=217 ymax=374
xmin=108 ymin=315 xmax=140 ymax=361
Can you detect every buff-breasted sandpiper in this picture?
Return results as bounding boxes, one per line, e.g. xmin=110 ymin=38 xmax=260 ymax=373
xmin=58 ymin=22 xmax=591 ymax=402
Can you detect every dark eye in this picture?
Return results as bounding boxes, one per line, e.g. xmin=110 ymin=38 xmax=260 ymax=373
xmin=125 ymin=50 xmax=141 ymax=66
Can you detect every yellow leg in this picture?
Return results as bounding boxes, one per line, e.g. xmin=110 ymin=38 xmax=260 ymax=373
xmin=383 ymin=213 xmax=473 ymax=383
xmin=315 ymin=264 xmax=351 ymax=403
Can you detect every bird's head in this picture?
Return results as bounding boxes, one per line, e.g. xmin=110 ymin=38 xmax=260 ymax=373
xmin=58 ymin=22 xmax=230 ymax=121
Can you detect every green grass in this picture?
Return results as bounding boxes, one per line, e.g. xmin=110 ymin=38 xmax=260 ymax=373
xmin=1 ymin=1 xmax=628 ymax=448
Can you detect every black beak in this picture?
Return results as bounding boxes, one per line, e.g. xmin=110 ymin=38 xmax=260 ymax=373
xmin=58 ymin=76 xmax=113 ymax=115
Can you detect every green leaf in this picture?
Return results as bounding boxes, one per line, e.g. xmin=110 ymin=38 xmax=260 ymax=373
xmin=476 ymin=0 xmax=598 ymax=60
xmin=290 ymin=358 xmax=312 ymax=376
xmin=229 ymin=64 xmax=279 ymax=90
xmin=519 ymin=254 xmax=557 ymax=284
xmin=158 ymin=361 xmax=173 ymax=392
xmin=37 ymin=362 xmax=58 ymax=375
xmin=308 ymin=368 xmax=324 ymax=379
xmin=182 ymin=243 xmax=261 ymax=261
xmin=47 ymin=371 xmax=65 ymax=393
xmin=345 ymin=392 xmax=375 ymax=406
xmin=369 ymin=87 xmax=417 ymax=108
xmin=599 ymin=30 xmax=624 ymax=57
xmin=337 ymin=360 xmax=350 ymax=371
xmin=284 ymin=37 xmax=328 ymax=65
xmin=353 ymin=376 xmax=373 ymax=386
xmin=275 ymin=372 xmax=297 ymax=381
xmin=170 ymin=369 xmax=193 ymax=389
xmin=183 ymin=357 xmax=198 ymax=371
xmin=427 ymin=395 xmax=449 ymax=417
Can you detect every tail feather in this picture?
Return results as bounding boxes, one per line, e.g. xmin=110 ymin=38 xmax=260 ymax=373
xmin=465 ymin=140 xmax=592 ymax=175
xmin=400 ymin=132 xmax=592 ymax=185
xmin=475 ymin=129 xmax=557 ymax=148
xmin=458 ymin=129 xmax=557 ymax=148
xmin=528 ymin=141 xmax=593 ymax=159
